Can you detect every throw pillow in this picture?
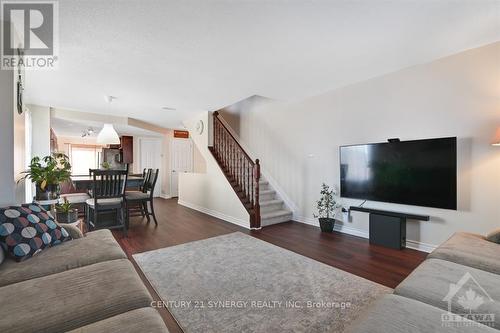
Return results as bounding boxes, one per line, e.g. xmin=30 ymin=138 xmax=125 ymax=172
xmin=0 ymin=203 xmax=72 ymax=262
xmin=485 ymin=228 xmax=500 ymax=244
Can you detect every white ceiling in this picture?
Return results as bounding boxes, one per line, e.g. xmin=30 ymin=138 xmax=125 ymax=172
xmin=51 ymin=117 xmax=162 ymax=138
xmin=25 ymin=0 xmax=500 ymax=128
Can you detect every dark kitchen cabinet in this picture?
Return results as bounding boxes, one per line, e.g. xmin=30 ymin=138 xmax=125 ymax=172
xmin=120 ymin=136 xmax=133 ymax=164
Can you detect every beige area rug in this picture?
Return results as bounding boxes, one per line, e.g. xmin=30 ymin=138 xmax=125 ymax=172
xmin=133 ymin=232 xmax=391 ymax=333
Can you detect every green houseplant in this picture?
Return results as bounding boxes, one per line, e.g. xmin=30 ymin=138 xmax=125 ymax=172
xmin=101 ymin=161 xmax=111 ymax=170
xmin=56 ymin=198 xmax=79 ymax=224
xmin=20 ymin=153 xmax=72 ymax=200
xmin=314 ymin=183 xmax=342 ymax=232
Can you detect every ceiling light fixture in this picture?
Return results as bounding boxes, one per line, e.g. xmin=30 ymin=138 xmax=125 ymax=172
xmin=162 ymin=106 xmax=176 ymax=111
xmin=96 ymin=95 xmax=120 ymax=144
xmin=104 ymin=95 xmax=117 ymax=103
xmin=96 ymin=124 xmax=120 ymax=144
xmin=81 ymin=127 xmax=95 ymax=138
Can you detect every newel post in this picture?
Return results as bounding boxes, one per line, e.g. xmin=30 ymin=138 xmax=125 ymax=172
xmin=253 ymin=159 xmax=261 ymax=229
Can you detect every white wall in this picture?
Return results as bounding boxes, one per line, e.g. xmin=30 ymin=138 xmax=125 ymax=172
xmin=29 ymin=104 xmax=51 ymax=158
xmin=13 ymin=107 xmax=26 ymax=203
xmin=0 ymin=65 xmax=15 ymax=206
xmin=178 ymin=112 xmax=250 ymax=228
xmin=226 ymin=42 xmax=500 ymax=250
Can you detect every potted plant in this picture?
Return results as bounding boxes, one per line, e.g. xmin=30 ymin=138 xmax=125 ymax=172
xmin=20 ymin=153 xmax=72 ymax=200
xmin=101 ymin=161 xmax=111 ymax=170
xmin=56 ymin=198 xmax=79 ymax=224
xmin=314 ymin=183 xmax=342 ymax=232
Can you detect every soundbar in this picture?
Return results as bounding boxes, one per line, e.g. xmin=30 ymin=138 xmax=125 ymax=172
xmin=349 ymin=206 xmax=430 ymax=221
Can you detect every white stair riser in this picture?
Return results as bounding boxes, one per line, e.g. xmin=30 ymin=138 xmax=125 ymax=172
xmin=261 ymin=213 xmax=293 ymax=226
xmin=260 ymin=202 xmax=284 ymax=213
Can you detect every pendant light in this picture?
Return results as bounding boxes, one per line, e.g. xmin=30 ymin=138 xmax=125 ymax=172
xmin=97 ymin=124 xmax=120 ymax=144
xmin=96 ymin=95 xmax=120 ymax=145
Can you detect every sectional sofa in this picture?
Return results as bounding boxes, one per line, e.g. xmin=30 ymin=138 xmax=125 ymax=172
xmin=0 ymin=225 xmax=169 ymax=333
xmin=347 ymin=232 xmax=500 ymax=332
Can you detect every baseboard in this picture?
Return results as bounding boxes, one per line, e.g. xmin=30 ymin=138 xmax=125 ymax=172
xmin=177 ymin=199 xmax=250 ymax=229
xmin=293 ymin=215 xmax=436 ymax=253
xmin=159 ymin=194 xmax=173 ymax=200
xmin=405 ymin=239 xmax=436 ymax=253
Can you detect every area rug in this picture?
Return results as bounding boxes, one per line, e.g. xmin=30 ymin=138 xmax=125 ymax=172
xmin=133 ymin=232 xmax=391 ymax=333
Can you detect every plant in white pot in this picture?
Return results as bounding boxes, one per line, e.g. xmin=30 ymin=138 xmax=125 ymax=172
xmin=314 ymin=183 xmax=342 ymax=232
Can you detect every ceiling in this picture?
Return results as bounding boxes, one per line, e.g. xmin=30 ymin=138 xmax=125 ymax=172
xmin=25 ymin=0 xmax=500 ymax=128
xmin=51 ymin=117 xmax=162 ymax=138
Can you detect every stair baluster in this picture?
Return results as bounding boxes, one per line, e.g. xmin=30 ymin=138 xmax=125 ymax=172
xmin=210 ymin=111 xmax=261 ymax=229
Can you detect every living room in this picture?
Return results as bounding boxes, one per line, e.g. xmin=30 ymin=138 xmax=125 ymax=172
xmin=0 ymin=1 xmax=499 ymax=333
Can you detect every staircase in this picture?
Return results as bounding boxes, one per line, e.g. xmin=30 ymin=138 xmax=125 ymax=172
xmin=257 ymin=178 xmax=293 ymax=227
xmin=209 ymin=111 xmax=293 ymax=228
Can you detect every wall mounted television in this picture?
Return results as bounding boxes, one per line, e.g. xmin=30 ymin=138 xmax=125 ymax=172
xmin=340 ymin=137 xmax=457 ymax=210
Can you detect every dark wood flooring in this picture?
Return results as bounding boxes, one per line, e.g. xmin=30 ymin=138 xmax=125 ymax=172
xmin=112 ymin=198 xmax=427 ymax=333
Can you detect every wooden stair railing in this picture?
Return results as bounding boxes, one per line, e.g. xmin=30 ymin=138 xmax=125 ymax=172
xmin=209 ymin=111 xmax=261 ymax=229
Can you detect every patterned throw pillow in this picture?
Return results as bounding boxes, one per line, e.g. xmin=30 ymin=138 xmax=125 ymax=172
xmin=0 ymin=204 xmax=72 ymax=262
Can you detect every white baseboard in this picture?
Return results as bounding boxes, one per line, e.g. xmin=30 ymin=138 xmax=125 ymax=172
xmin=293 ymin=215 xmax=436 ymax=253
xmin=159 ymin=194 xmax=173 ymax=200
xmin=177 ymin=199 xmax=250 ymax=229
xmin=405 ymin=240 xmax=436 ymax=253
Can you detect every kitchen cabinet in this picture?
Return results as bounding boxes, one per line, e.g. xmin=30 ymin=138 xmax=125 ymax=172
xmin=120 ymin=136 xmax=133 ymax=164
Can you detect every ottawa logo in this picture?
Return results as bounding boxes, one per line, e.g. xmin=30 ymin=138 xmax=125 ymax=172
xmin=441 ymin=272 xmax=495 ymax=328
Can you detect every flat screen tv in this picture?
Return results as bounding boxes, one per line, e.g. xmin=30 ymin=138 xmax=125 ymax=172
xmin=340 ymin=137 xmax=457 ymax=210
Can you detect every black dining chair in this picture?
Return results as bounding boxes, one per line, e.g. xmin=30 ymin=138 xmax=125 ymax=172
xmin=86 ymin=168 xmax=129 ymax=236
xmin=125 ymin=168 xmax=159 ymax=226
xmin=125 ymin=168 xmax=152 ymax=218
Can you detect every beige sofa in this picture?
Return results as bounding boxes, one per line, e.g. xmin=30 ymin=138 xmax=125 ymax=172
xmin=0 ymin=226 xmax=169 ymax=333
xmin=346 ymin=232 xmax=500 ymax=333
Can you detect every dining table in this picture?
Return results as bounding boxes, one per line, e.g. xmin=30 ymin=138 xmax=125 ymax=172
xmin=70 ymin=174 xmax=144 ymax=192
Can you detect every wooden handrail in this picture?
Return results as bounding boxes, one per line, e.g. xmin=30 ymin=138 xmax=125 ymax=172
xmin=211 ymin=111 xmax=261 ymax=229
xmin=213 ymin=112 xmax=254 ymax=166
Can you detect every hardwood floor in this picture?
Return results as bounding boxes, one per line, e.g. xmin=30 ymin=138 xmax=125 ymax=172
xmin=112 ymin=198 xmax=427 ymax=333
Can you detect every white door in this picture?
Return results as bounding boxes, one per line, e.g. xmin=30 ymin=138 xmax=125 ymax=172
xmin=139 ymin=138 xmax=162 ymax=197
xmin=170 ymin=138 xmax=193 ymax=197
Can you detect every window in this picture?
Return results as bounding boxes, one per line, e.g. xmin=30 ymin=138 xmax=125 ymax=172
xmin=67 ymin=145 xmax=100 ymax=175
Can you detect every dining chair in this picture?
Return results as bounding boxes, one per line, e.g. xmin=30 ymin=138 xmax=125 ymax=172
xmin=125 ymin=168 xmax=152 ymax=218
xmin=86 ymin=168 xmax=129 ymax=236
xmin=125 ymin=168 xmax=159 ymax=226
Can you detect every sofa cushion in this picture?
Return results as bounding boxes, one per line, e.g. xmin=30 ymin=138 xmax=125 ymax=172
xmin=68 ymin=308 xmax=169 ymax=333
xmin=428 ymin=232 xmax=500 ymax=275
xmin=0 ymin=259 xmax=152 ymax=333
xmin=0 ymin=204 xmax=72 ymax=262
xmin=344 ymin=294 xmax=496 ymax=333
xmin=395 ymin=259 xmax=500 ymax=329
xmin=0 ymin=229 xmax=126 ymax=287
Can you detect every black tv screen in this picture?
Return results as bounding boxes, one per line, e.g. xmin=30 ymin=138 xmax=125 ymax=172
xmin=340 ymin=137 xmax=457 ymax=210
